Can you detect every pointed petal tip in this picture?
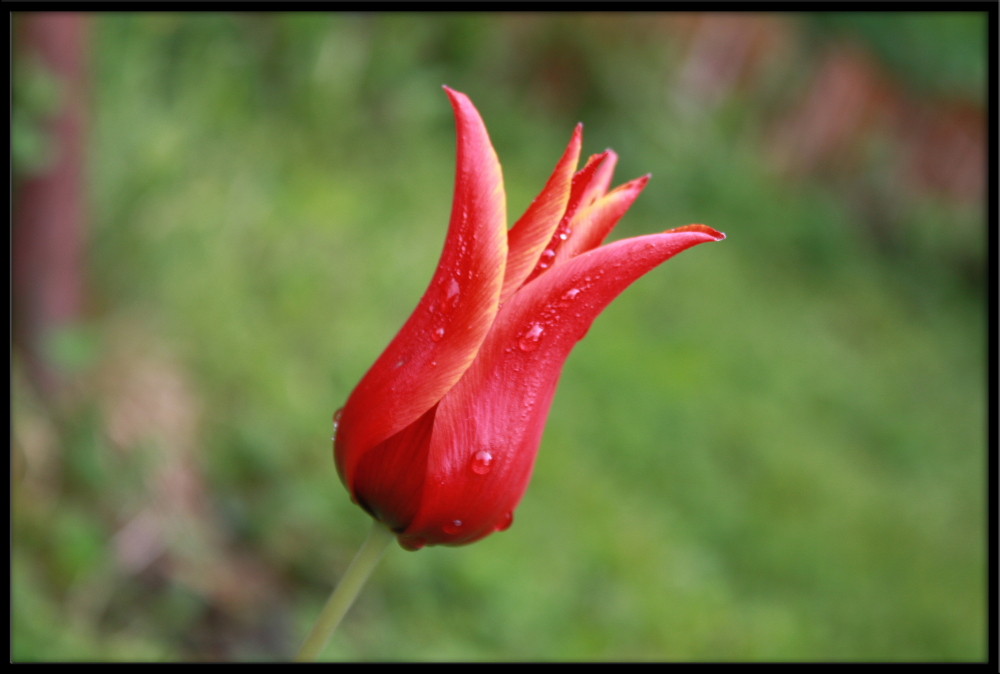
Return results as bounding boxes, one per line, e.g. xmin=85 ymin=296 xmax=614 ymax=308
xmin=442 ymin=86 xmax=477 ymax=113
xmin=665 ymin=224 xmax=726 ymax=241
xmin=442 ymin=85 xmax=465 ymax=104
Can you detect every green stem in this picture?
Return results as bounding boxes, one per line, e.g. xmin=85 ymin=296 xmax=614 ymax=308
xmin=295 ymin=520 xmax=395 ymax=662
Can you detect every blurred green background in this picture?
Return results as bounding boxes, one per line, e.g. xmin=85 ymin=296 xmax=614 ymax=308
xmin=12 ymin=11 xmax=988 ymax=662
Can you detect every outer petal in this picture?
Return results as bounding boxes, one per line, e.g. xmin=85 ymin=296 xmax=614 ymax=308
xmin=335 ymin=87 xmax=507 ymax=486
xmin=350 ymin=404 xmax=438 ymax=533
xmin=500 ymin=124 xmax=582 ymax=305
xmin=398 ymin=225 xmax=726 ymax=548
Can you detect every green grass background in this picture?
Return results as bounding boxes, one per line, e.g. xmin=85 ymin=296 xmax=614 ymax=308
xmin=12 ymin=12 xmax=988 ymax=662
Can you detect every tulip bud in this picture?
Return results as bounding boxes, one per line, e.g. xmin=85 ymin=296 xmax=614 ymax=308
xmin=334 ymin=88 xmax=724 ymax=550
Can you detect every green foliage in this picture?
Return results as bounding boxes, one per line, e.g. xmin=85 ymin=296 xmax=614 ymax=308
xmin=807 ymin=11 xmax=988 ymax=100
xmin=13 ymin=12 xmax=986 ymax=662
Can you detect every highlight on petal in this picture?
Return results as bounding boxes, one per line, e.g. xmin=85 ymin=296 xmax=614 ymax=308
xmin=501 ymin=124 xmax=583 ymax=305
xmin=335 ymin=87 xmax=508 ymax=484
xmin=400 ymin=225 xmax=726 ymax=546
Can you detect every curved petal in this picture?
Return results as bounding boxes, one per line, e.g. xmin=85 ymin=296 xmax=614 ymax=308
xmin=400 ymin=225 xmax=726 ymax=547
xmin=553 ymin=174 xmax=650 ymax=264
xmin=351 ymin=404 xmax=438 ymax=534
xmin=521 ymin=151 xmax=614 ymax=287
xmin=335 ymin=87 xmax=507 ymax=485
xmin=500 ymin=124 xmax=582 ymax=305
xmin=577 ymin=150 xmax=618 ymax=207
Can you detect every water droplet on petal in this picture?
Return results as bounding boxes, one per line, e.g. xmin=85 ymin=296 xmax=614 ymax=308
xmin=518 ymin=323 xmax=545 ymax=352
xmin=537 ymin=248 xmax=556 ymax=270
xmin=443 ymin=519 xmax=463 ymax=535
xmin=494 ymin=511 xmax=514 ymax=532
xmin=332 ymin=408 xmax=343 ymax=438
xmin=470 ymin=450 xmax=494 ymax=475
xmin=561 ymin=287 xmax=581 ymax=302
xmin=443 ymin=277 xmax=461 ymax=311
xmin=431 ymin=326 xmax=446 ymax=342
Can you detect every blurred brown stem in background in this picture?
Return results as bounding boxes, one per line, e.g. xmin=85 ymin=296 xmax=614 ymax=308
xmin=13 ymin=12 xmax=89 ymax=402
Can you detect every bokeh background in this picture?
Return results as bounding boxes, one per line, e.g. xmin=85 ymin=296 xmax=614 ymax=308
xmin=12 ymin=11 xmax=989 ymax=662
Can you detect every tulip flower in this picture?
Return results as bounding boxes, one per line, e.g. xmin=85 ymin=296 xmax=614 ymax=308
xmin=298 ymin=88 xmax=725 ymax=661
xmin=333 ymin=87 xmax=724 ymax=552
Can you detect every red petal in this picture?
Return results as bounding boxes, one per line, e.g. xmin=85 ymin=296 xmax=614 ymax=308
xmin=401 ymin=225 xmax=726 ymax=546
xmin=500 ymin=124 xmax=582 ymax=305
xmin=553 ymin=174 xmax=650 ymax=263
xmin=335 ymin=88 xmax=507 ymax=486
xmin=521 ymin=151 xmax=614 ymax=286
xmin=351 ymin=404 xmax=437 ymax=534
xmin=577 ymin=150 xmax=618 ymax=207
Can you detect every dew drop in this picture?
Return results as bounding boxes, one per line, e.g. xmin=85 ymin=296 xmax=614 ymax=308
xmin=494 ymin=511 xmax=514 ymax=532
xmin=469 ymin=450 xmax=494 ymax=475
xmin=332 ymin=408 xmax=344 ymax=442
xmin=443 ymin=276 xmax=461 ymax=311
xmin=443 ymin=519 xmax=463 ymax=535
xmin=537 ymin=248 xmax=556 ymax=270
xmin=431 ymin=326 xmax=446 ymax=342
xmin=561 ymin=287 xmax=581 ymax=302
xmin=517 ymin=323 xmax=545 ymax=352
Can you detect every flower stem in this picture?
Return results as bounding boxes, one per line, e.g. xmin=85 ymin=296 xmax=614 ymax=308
xmin=295 ymin=520 xmax=395 ymax=662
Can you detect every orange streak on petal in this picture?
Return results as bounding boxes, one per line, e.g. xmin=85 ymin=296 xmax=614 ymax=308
xmin=521 ymin=151 xmax=614 ymax=286
xmin=501 ymin=124 xmax=582 ymax=305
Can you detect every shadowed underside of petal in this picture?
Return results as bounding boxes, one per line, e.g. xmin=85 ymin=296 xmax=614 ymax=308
xmin=402 ymin=225 xmax=726 ymax=546
xmin=352 ymin=404 xmax=437 ymax=533
xmin=335 ymin=88 xmax=507 ymax=485
xmin=501 ymin=124 xmax=582 ymax=305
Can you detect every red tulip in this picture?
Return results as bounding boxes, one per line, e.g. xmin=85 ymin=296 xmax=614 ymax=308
xmin=334 ymin=87 xmax=724 ymax=550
